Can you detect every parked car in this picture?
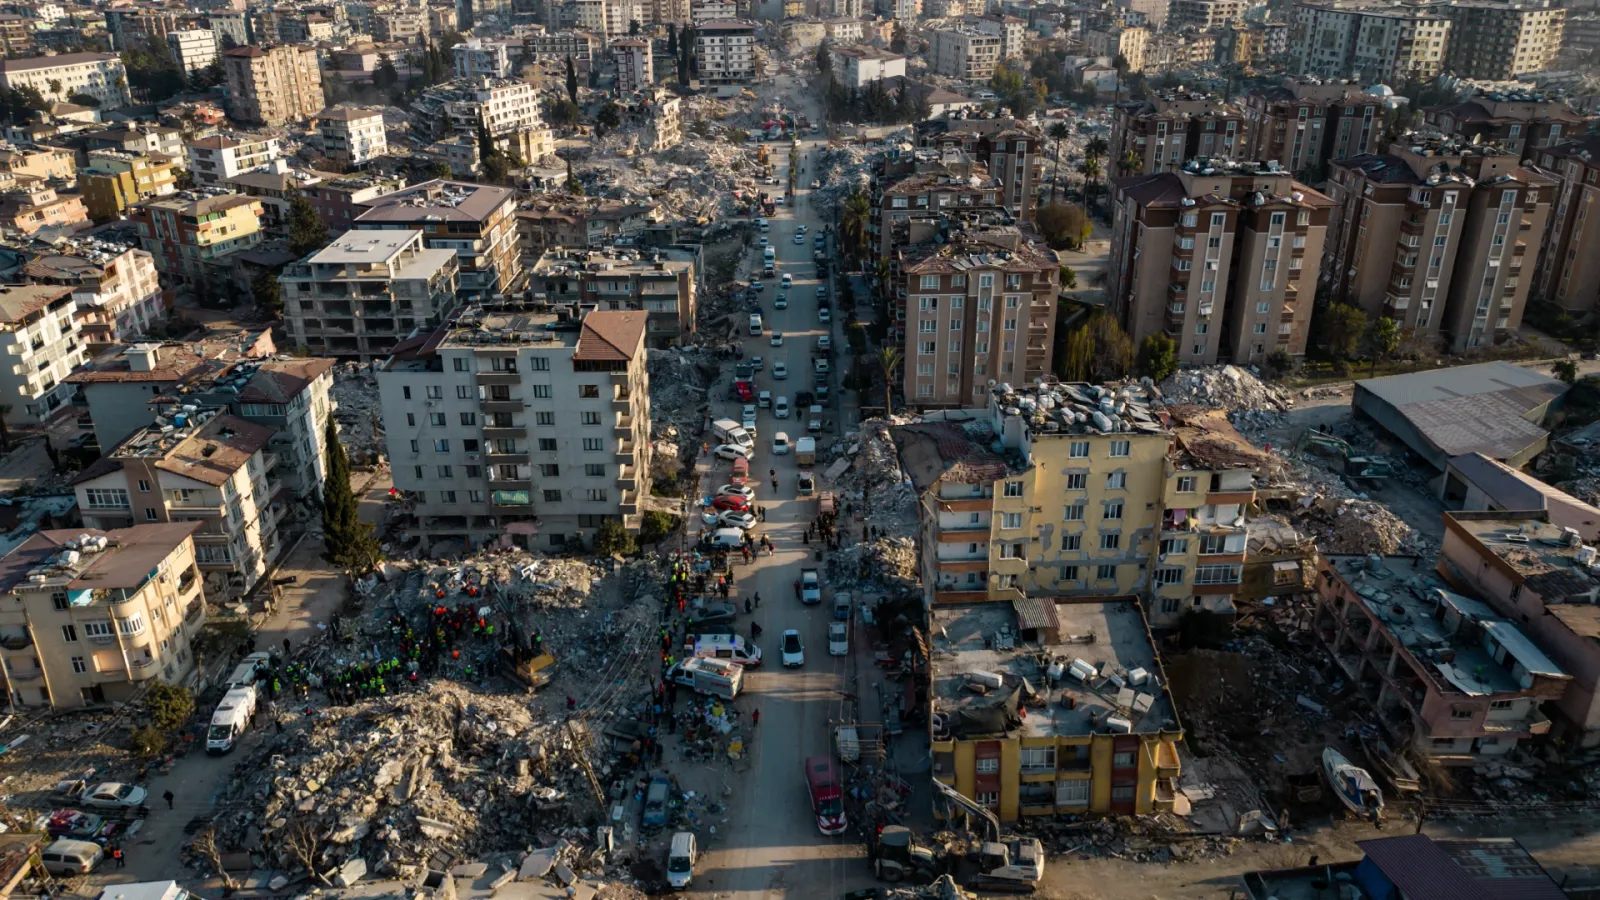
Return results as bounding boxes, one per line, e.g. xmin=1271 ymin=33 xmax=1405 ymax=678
xmin=688 ymin=603 xmax=738 ymax=627
xmin=819 ymin=308 xmax=831 ymax=324
xmin=771 ymin=331 xmax=784 ymax=346
xmin=758 ymin=390 xmax=772 ymax=409
xmin=642 ymin=775 xmax=672 ymax=830
xmin=712 ymin=493 xmax=751 ymax=512
xmin=817 ymin=335 xmax=832 ymax=351
xmin=781 ymin=629 xmax=805 ymax=667
xmin=81 ymin=783 xmax=146 ymax=812
xmin=773 ymin=361 xmax=788 ymax=380
xmin=713 ymin=444 xmax=752 ymax=461
xmin=775 ymin=396 xmax=790 ymax=418
xmin=717 ymin=484 xmax=755 ymax=500
xmin=793 ymin=234 xmax=805 ymax=244
xmin=828 ymin=622 xmax=848 ymax=656
xmin=715 ymin=510 xmax=757 ymax=530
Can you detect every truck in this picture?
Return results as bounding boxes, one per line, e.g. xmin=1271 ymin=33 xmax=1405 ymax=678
xmin=818 ymin=492 xmax=836 ymax=519
xmin=666 ymin=657 xmax=744 ymax=699
xmin=795 ymin=436 xmax=816 ymax=466
xmin=732 ymin=364 xmax=755 ymax=402
xmin=800 ymin=568 xmax=821 ymax=604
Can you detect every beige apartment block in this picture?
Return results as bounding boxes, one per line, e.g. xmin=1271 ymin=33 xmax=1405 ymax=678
xmin=72 ymin=412 xmax=284 ymax=600
xmin=1424 ymin=91 xmax=1586 ymax=160
xmin=222 ymin=45 xmax=325 ymax=127
xmin=911 ymin=117 xmax=1045 ymax=224
xmin=1169 ymin=0 xmax=1247 ymax=31
xmin=1242 ymin=78 xmax=1385 ymax=178
xmin=1110 ymin=93 xmax=1247 ymax=177
xmin=1443 ymin=0 xmax=1565 ymax=80
xmin=929 ymin=28 xmax=1001 ymax=81
xmin=1086 ymin=27 xmax=1148 ymax=73
xmin=528 ymin=248 xmax=696 ymax=344
xmin=0 ymin=523 xmax=207 ymax=709
xmin=354 ymin=180 xmax=522 ymax=300
xmin=1288 ymin=0 xmax=1451 ymax=83
xmin=376 ymin=310 xmax=653 ymax=552
xmin=1109 ymin=159 xmax=1332 ymax=368
xmin=316 ymin=107 xmax=389 ymax=167
xmin=1532 ymin=136 xmax=1600 ymax=316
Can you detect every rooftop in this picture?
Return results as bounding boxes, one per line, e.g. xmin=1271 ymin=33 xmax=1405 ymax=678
xmin=67 ymin=334 xmax=272 ymax=384
xmin=0 ymin=523 xmax=201 ymax=596
xmin=317 ymin=106 xmax=386 ymax=122
xmin=84 ymin=411 xmax=273 ymax=487
xmin=1445 ymin=511 xmax=1600 ymax=603
xmin=930 ymin=600 xmax=1179 ymax=740
xmin=573 ymin=310 xmax=647 ymax=362
xmin=990 ymin=379 xmax=1169 ymax=440
xmin=890 ymin=416 xmax=1012 ymax=492
xmin=1167 ymin=405 xmax=1278 ymax=472
xmin=387 ymin=310 xmax=579 ymax=368
xmin=1354 ymin=362 xmax=1568 ymax=464
xmin=1241 ymin=835 xmax=1565 ymax=900
xmin=0 ymin=52 xmax=119 ymax=72
xmin=356 ymin=179 xmax=513 ymax=225
xmin=311 ymin=229 xmax=425 ymax=265
xmin=0 ymin=283 xmax=73 ymax=325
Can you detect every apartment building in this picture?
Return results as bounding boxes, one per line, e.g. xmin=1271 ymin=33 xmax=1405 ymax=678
xmin=130 ymin=192 xmax=264 ymax=289
xmin=1437 ymin=511 xmax=1600 ymax=748
xmin=0 ymin=185 xmax=88 ymax=236
xmin=0 ymin=53 xmax=131 ymax=109
xmin=354 ymin=180 xmax=521 ymax=300
xmin=527 ymin=248 xmax=696 ymax=343
xmin=316 ymin=107 xmax=389 ymax=168
xmin=1424 ymin=91 xmax=1585 ymax=160
xmin=974 ymin=15 xmax=1027 ymax=59
xmin=1110 ymin=93 xmax=1247 ymax=177
xmin=1108 ymin=159 xmax=1333 ymax=367
xmin=929 ymin=599 xmax=1183 ymax=821
xmin=1532 ymin=136 xmax=1600 ymax=316
xmin=516 ymin=197 xmax=659 ymax=252
xmin=186 ymin=133 xmax=285 ymax=187
xmin=824 ymin=17 xmax=866 ymax=42
xmin=1288 ymin=0 xmax=1451 ymax=83
xmin=301 ymin=173 xmax=406 ymax=233
xmin=371 ymin=8 xmax=428 ymax=41
xmin=1242 ymin=79 xmax=1384 ymax=179
xmin=872 ymin=149 xmax=1004 ymax=264
xmin=612 ymin=38 xmax=652 ymax=93
xmin=0 ymin=284 xmax=83 ymax=426
xmin=222 ymin=45 xmax=325 ymax=127
xmin=619 ymin=87 xmax=682 ymax=151
xmin=106 ymin=8 xmax=183 ymax=48
xmin=1321 ymin=136 xmax=1555 ymax=351
xmin=0 ymin=523 xmax=206 ymax=709
xmin=0 ymin=15 xmax=35 ymax=58
xmin=912 ymin=117 xmax=1045 ymax=224
xmin=690 ymin=0 xmax=737 ymax=24
xmin=830 ymin=45 xmax=905 ymax=89
xmin=0 ymin=144 xmax=73 ymax=184
xmin=1116 ymin=0 xmax=1170 ymax=29
xmin=524 ymin=31 xmax=604 ymax=72
xmin=1222 ymin=22 xmax=1290 ymax=65
xmin=167 ymin=29 xmax=218 ymax=74
xmin=1168 ymin=0 xmax=1246 ymax=31
xmin=453 ymin=38 xmax=512 ymax=78
xmin=1086 ymin=27 xmax=1148 ymax=73
xmin=412 ymin=79 xmax=552 ymax=161
xmin=897 ymin=231 xmax=1057 ymax=409
xmin=280 ymin=229 xmax=461 ymax=359
xmin=72 ymin=411 xmax=282 ymax=600
xmin=1443 ymin=0 xmax=1564 ymax=81
xmin=695 ymin=20 xmax=756 ymax=84
xmin=929 ymin=28 xmax=1001 ymax=81
xmin=80 ymin=151 xmax=179 ymax=222
xmin=376 ymin=309 xmax=653 ymax=552
xmin=23 ymin=246 xmax=162 ymax=345
xmin=80 ymin=123 xmax=185 ymax=159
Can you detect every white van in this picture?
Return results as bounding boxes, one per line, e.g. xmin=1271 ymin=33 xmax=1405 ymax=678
xmin=712 ymin=419 xmax=753 ymax=449
xmin=223 ymin=651 xmax=272 ymax=694
xmin=781 ymin=273 xmax=793 ymax=287
xmin=772 ymin=431 xmax=791 ymax=455
xmin=705 ymin=527 xmax=745 ymax=549
xmin=667 ymin=832 xmax=697 ymax=889
xmin=691 ymin=633 xmax=762 ymax=666
xmin=749 ymin=314 xmax=763 ymax=335
xmin=206 ymin=687 xmax=257 ymax=755
xmin=40 ymin=839 xmax=103 ymax=876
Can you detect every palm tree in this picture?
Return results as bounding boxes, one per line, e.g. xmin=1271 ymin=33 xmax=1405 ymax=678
xmin=1078 ymin=157 xmax=1102 ymax=215
xmin=1117 ymin=148 xmax=1140 ymax=176
xmin=876 ymin=347 xmax=901 ymax=416
xmin=1047 ymin=121 xmax=1070 ymax=203
xmin=839 ymin=190 xmax=871 ymax=264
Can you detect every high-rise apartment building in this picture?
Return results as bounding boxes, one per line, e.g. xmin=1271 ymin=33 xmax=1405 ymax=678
xmin=527 ymin=248 xmax=696 ymax=344
xmin=222 ymin=45 xmax=325 ymax=127
xmin=912 ymin=117 xmax=1045 ymax=223
xmin=1117 ymin=0 xmax=1170 ymax=30
xmin=1086 ymin=27 xmax=1148 ymax=73
xmin=80 ymin=150 xmax=179 ymax=222
xmin=1442 ymin=0 xmax=1564 ymax=80
xmin=354 ymin=180 xmax=522 ymax=300
xmin=0 ymin=52 xmax=131 ymax=109
xmin=1110 ymin=93 xmax=1246 ymax=177
xmin=316 ymin=107 xmax=389 ymax=167
xmin=0 ymin=284 xmax=84 ymax=426
xmin=612 ymin=38 xmax=653 ymax=93
xmin=1168 ymin=0 xmax=1248 ymax=31
xmin=694 ymin=20 xmax=756 ymax=84
xmin=1109 ymin=159 xmax=1333 ymax=367
xmin=167 ymin=29 xmax=218 ymax=74
xmin=376 ymin=309 xmax=653 ymax=552
xmin=280 ymin=229 xmax=461 ymax=359
xmin=24 ymin=245 xmax=163 ymax=344
xmin=1532 ymin=136 xmax=1600 ymax=317
xmin=412 ymin=78 xmax=553 ymax=163
xmin=1423 ymin=91 xmax=1585 ymax=160
xmin=1323 ymin=136 xmax=1555 ymax=352
xmin=974 ymin=15 xmax=1027 ymax=59
xmin=1242 ymin=78 xmax=1385 ymax=179
xmin=453 ymin=38 xmax=512 ymax=78
xmin=0 ymin=523 xmax=207 ymax=709
xmin=1288 ymin=0 xmax=1450 ymax=82
xmin=928 ymin=27 xmax=1001 ymax=81
xmin=186 ymin=133 xmax=285 ymax=186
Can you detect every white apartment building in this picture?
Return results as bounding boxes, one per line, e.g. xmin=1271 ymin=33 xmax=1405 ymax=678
xmin=186 ymin=134 xmax=285 ymax=187
xmin=280 ymin=229 xmax=462 ymax=360
xmin=975 ymin=15 xmax=1027 ymax=60
xmin=574 ymin=0 xmax=640 ymax=34
xmin=886 ymin=0 xmax=920 ymax=21
xmin=166 ymin=29 xmax=219 ymax=74
xmin=0 ymin=53 xmax=131 ymax=109
xmin=825 ymin=0 xmax=863 ymax=18
xmin=0 ymin=284 xmax=85 ymax=426
xmin=824 ymin=17 xmax=866 ymax=42
xmin=1289 ymin=0 xmax=1451 ymax=82
xmin=612 ymin=38 xmax=653 ymax=93
xmin=453 ymin=38 xmax=513 ymax=78
xmin=73 ymin=411 xmax=283 ymax=601
xmin=832 ymin=45 xmax=906 ymax=89
xmin=24 ymin=247 xmax=164 ymax=345
xmin=691 ymin=0 xmax=737 ymax=23
xmin=929 ymin=27 xmax=1002 ymax=81
xmin=316 ymin=107 xmax=388 ymax=167
xmin=696 ymin=20 xmax=756 ymax=84
xmin=376 ymin=309 xmax=653 ymax=553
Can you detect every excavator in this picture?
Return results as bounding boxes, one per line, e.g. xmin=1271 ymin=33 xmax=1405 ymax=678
xmin=871 ymin=781 xmax=1043 ymax=893
xmin=1293 ymin=428 xmax=1395 ymax=482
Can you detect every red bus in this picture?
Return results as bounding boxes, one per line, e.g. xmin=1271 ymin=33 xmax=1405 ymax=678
xmin=804 ymin=755 xmax=847 ymax=835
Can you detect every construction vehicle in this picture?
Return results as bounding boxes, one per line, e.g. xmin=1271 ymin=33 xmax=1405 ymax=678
xmin=929 ymin=780 xmax=1043 ymax=891
xmin=1293 ymin=428 xmax=1395 ymax=481
xmin=874 ymin=826 xmax=943 ymax=884
xmin=502 ymin=646 xmax=556 ymax=691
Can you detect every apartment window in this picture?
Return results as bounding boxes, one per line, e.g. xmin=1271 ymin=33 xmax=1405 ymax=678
xmin=918 ymin=296 xmax=938 ymax=311
xmin=1451 ymin=707 xmax=1474 ymax=720
xmin=84 ymin=489 xmax=129 ymax=509
xmin=1100 ymin=533 xmax=1120 ymax=550
xmin=137 ymin=479 xmax=150 ymax=493
xmin=145 ymin=508 xmax=157 ymax=521
xmin=440 ymin=490 xmax=457 ymax=503
xmin=919 ymin=341 xmax=936 ymax=355
xmin=543 ymin=489 xmax=562 ymax=502
xmin=999 ymin=542 xmax=1025 ymax=560
xmin=579 ymin=384 xmax=600 ymax=399
xmin=1097 ymin=564 xmax=1118 ymax=580
xmin=1001 ymin=512 xmax=1023 ymax=529
xmin=453 ymin=358 xmax=469 ymax=372
xmin=532 ymin=384 xmax=551 ymax=399
xmin=538 ymin=438 xmax=557 ymax=451
xmin=1106 ymin=472 xmax=1127 ymax=489
xmin=425 ymin=386 xmax=442 ymax=400
xmin=540 ymin=464 xmax=560 ymax=477
xmin=1065 ymin=473 xmax=1086 ymax=490
xmin=1489 ymin=699 xmax=1515 ymax=711
xmin=1057 ymin=779 xmax=1090 ymax=805
xmin=455 ymin=385 xmax=472 ymax=399
xmin=70 ymin=656 xmax=87 ymax=674
xmin=581 ymin=412 xmax=601 ymax=425
xmin=403 ymin=386 xmax=412 ymax=400
xmin=530 ymin=357 xmax=549 ymax=371
xmin=975 ymin=757 xmax=999 ymax=775
xmin=61 ymin=624 xmax=77 ymax=642
xmin=408 ymin=414 xmax=416 ymax=426
xmin=1104 ymin=501 xmax=1124 ymax=520
xmin=414 ymin=466 xmax=423 ymax=479
xmin=1061 ymin=533 xmax=1081 ymax=551
xmin=437 ymin=465 xmax=453 ymax=478
xmin=466 ymin=466 xmax=481 ymax=478
xmin=434 ymin=439 xmax=449 ymax=452
xmin=1254 ymin=323 xmax=1267 ymax=334
xmin=469 ymin=490 xmax=484 ymax=502
xmin=585 ymin=464 xmax=606 ymax=477
xmin=1003 ymin=481 xmax=1023 ymax=497
xmin=1109 ymin=440 xmax=1130 ymax=457
xmin=460 ymin=412 xmax=477 ymax=426
xmin=1154 ymin=566 xmax=1184 ymax=586
xmin=1003 ymin=318 xmax=1016 ymax=331
xmin=536 ymin=412 xmax=555 ymax=426
xmin=1210 ymin=213 xmax=1225 ymax=226
xmin=586 ymin=489 xmax=607 ymax=501
xmin=582 ymin=438 xmax=604 ymax=451
xmin=430 ymin=413 xmax=447 ymax=427
xmin=1064 ymin=503 xmax=1085 ymax=521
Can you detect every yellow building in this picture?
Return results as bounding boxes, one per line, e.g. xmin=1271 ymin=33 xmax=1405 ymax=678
xmin=930 ymin=599 xmax=1182 ymax=822
xmin=0 ymin=523 xmax=207 ymax=709
xmin=79 ymin=150 xmax=179 ymax=222
xmin=0 ymin=144 xmax=76 ymax=185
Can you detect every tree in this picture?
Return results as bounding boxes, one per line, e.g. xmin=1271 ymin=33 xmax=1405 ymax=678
xmin=320 ymin=419 xmax=383 ymax=574
xmin=1047 ymin=121 xmax=1070 ymax=203
xmin=640 ymin=510 xmax=679 ymax=545
xmin=877 ymin=347 xmax=901 ymax=414
xmin=545 ymin=97 xmax=580 ymax=124
xmin=1061 ymin=321 xmax=1094 ymax=381
xmin=1088 ymin=314 xmax=1133 ymax=380
xmin=593 ymin=518 xmax=637 ymax=556
xmin=596 ymin=100 xmax=620 ymax=132
xmin=565 ymin=55 xmax=578 ymax=104
xmin=1035 ymin=203 xmax=1092 ymax=250
xmin=426 ymin=159 xmax=453 ymax=179
xmin=1319 ymin=302 xmax=1368 ymax=369
xmin=890 ymin=22 xmax=906 ymax=53
xmin=47 ymin=78 xmax=62 ymax=97
xmin=667 ymin=23 xmax=677 ymax=57
xmin=374 ymin=53 xmax=400 ymax=91
xmin=816 ymin=42 xmax=832 ymax=80
xmin=1078 ymin=156 xmax=1102 ymax=214
xmin=145 ymin=683 xmax=195 ymax=733
xmin=288 ymin=196 xmax=330 ymax=258
xmin=1365 ymin=314 xmax=1401 ymax=374
xmin=1117 ymin=147 xmax=1140 ymax=176
xmin=1552 ymin=358 xmax=1578 ymax=385
xmin=1135 ymin=333 xmax=1177 ymax=382
xmin=629 ymin=18 xmax=641 ymax=34
xmin=253 ymin=268 xmax=282 ymax=316
xmin=1059 ymin=266 xmax=1077 ymax=289
xmin=67 ymin=92 xmax=101 ymax=108
xmin=477 ymin=119 xmax=495 ymax=165
xmin=839 ymin=189 xmax=871 ymax=261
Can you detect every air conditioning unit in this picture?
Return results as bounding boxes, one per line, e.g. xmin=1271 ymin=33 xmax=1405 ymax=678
xmin=466 ymin=453 xmax=480 ymax=461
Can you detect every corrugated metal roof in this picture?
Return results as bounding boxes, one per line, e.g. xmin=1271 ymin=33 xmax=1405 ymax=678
xmin=1357 ymin=836 xmax=1497 ymax=900
xmin=1434 ymin=838 xmax=1568 ymax=900
xmin=1011 ymin=596 xmax=1058 ymax=634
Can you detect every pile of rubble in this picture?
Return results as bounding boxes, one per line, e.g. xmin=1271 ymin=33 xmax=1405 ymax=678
xmin=646 ymin=348 xmax=720 ymax=464
xmin=332 ymin=363 xmax=384 ymax=465
xmin=829 ymin=534 xmax=917 ymax=591
xmin=826 ymin=420 xmax=918 ymax=537
xmin=573 ymin=136 xmax=771 ymax=221
xmin=1158 ymin=366 xmax=1294 ymax=414
xmin=1299 ymin=496 xmax=1421 ymax=556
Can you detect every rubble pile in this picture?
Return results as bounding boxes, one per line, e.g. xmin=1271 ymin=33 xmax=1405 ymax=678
xmin=828 ymin=420 xmax=918 ymax=536
xmin=1300 ymin=497 xmax=1420 ymax=556
xmin=646 ymin=348 xmax=718 ymax=461
xmin=828 ymin=534 xmax=917 ymax=590
xmin=574 ymin=136 xmax=773 ymax=221
xmin=1158 ymin=365 xmax=1293 ymax=414
xmin=332 ymin=363 xmax=384 ymax=465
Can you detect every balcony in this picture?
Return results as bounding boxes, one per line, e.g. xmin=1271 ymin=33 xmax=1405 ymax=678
xmin=617 ymin=464 xmax=638 ymax=488
xmin=619 ymin=490 xmax=639 ymax=514
xmin=481 ymin=425 xmax=522 ymax=440
xmin=476 ymin=371 xmax=520 ymax=386
xmin=487 ymin=478 xmax=532 ymax=492
xmin=485 ymin=450 xmax=529 ymax=464
xmin=614 ymin=414 xmax=634 ymax=434
xmin=184 ymin=600 xmax=204 ymax=625
xmin=480 ymin=399 xmax=523 ymax=413
xmin=991 ymin=555 xmax=1028 ymax=575
xmin=0 ymin=632 xmax=31 ymax=651
xmin=262 ymin=452 xmax=279 ymax=474
xmin=612 ymin=391 xmax=632 ymax=410
xmin=8 ymin=667 xmax=42 ymax=682
xmin=615 ymin=439 xmax=635 ymax=459
xmin=166 ymin=497 xmax=223 ymax=514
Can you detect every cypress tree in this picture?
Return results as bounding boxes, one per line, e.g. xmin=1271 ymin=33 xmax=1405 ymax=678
xmin=320 ymin=419 xmax=382 ymax=574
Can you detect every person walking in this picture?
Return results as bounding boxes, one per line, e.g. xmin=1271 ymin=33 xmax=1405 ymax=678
xmin=163 ymin=790 xmax=174 ymax=810
xmin=111 ymin=846 xmax=125 ymax=868
xmin=751 ymin=709 xmax=760 ymax=727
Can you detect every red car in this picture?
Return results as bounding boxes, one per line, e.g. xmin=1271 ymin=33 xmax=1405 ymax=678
xmin=713 ymin=493 xmax=751 ymax=512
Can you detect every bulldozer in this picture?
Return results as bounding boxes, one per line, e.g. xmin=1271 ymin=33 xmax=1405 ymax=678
xmin=1293 ymin=428 xmax=1395 ymax=482
xmin=873 ymin=826 xmax=942 ymax=884
xmin=869 ymin=781 xmax=1043 ymax=892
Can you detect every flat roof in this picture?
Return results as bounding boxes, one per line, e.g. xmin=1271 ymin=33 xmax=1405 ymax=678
xmin=0 ymin=523 xmax=200 ymax=595
xmin=930 ymin=600 xmax=1178 ymax=739
xmin=1355 ymin=362 xmax=1567 ymax=463
xmin=355 ymin=179 xmax=513 ymax=225
xmin=311 ymin=229 xmax=424 ymax=264
xmin=0 ymin=52 xmax=118 ymax=72
xmin=1446 ymin=513 xmax=1598 ymax=601
xmin=0 ymin=283 xmax=73 ymax=324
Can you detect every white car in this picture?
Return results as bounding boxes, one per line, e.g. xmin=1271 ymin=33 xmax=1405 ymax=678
xmin=774 ymin=295 xmax=788 ymax=309
xmin=758 ymin=390 xmax=772 ymax=408
xmin=770 ymin=331 xmax=784 ymax=347
xmin=750 ymin=355 xmax=764 ymax=371
xmin=797 ymin=224 xmax=808 ymax=234
xmin=828 ymin=621 xmax=848 ymax=656
xmin=717 ymin=484 xmax=755 ymax=500
xmin=713 ymin=443 xmax=752 ymax=461
xmin=772 ymin=432 xmax=791 ymax=455
xmin=773 ymin=361 xmax=788 ymax=379
xmin=775 ymin=396 xmax=791 ymax=418
xmin=716 ymin=510 xmax=758 ymax=530
xmin=814 ymin=358 xmax=830 ymax=374
xmin=817 ymin=335 xmax=832 ymax=351
xmin=819 ymin=308 xmax=831 ymax=324
xmin=742 ymin=410 xmax=758 ymax=434
xmin=810 ymin=179 xmax=821 ymax=189
xmin=793 ymin=234 xmax=805 ymax=244
xmin=82 ymin=782 xmax=148 ymax=811
xmin=781 ymin=629 xmax=805 ymax=667
xmin=751 ymin=280 xmax=764 ymax=291
xmin=815 ymin=287 xmax=827 ymax=298
xmin=758 ymin=237 xmax=769 ymax=247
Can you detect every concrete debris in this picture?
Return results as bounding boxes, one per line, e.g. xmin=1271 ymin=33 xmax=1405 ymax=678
xmin=646 ymin=348 xmax=719 ymax=465
xmin=824 ymin=420 xmax=918 ymax=537
xmin=1299 ymin=496 xmax=1421 ymax=556
xmin=332 ymin=363 xmax=385 ymax=465
xmin=1158 ymin=365 xmax=1294 ymax=414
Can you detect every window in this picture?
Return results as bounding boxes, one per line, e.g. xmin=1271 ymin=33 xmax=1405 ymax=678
xmin=1065 ymin=473 xmax=1086 ymax=490
xmin=530 ymin=357 xmax=549 ymax=371
xmin=532 ymin=384 xmax=552 ymax=399
xmin=975 ymin=757 xmax=1000 ymax=774
xmin=84 ymin=489 xmax=129 ymax=509
xmin=410 ymin=440 xmax=420 ymax=453
xmin=408 ymin=413 xmax=417 ymax=426
xmin=434 ymin=439 xmax=449 ymax=452
xmin=1489 ymin=699 xmax=1515 ymax=711
xmin=543 ymin=489 xmax=562 ymax=502
xmin=1097 ymin=564 xmax=1118 ymax=580
xmin=145 ymin=508 xmax=158 ymax=521
xmin=71 ymin=656 xmax=87 ymax=674
xmin=456 ymin=385 xmax=472 ymax=399
xmin=1063 ymin=504 xmax=1084 ymax=521
xmin=581 ymin=412 xmax=601 ymax=425
xmin=441 ymin=490 xmax=456 ymax=503
xmin=1057 ymin=779 xmax=1090 ymax=806
xmin=582 ymin=438 xmax=604 ymax=451
xmin=84 ymin=621 xmax=113 ymax=639
xmin=586 ymin=489 xmax=608 ymax=501
xmin=1100 ymin=533 xmax=1120 ymax=550
xmin=1061 ymin=534 xmax=1081 ymax=551
xmin=1104 ymin=501 xmax=1123 ymax=520
xmin=1451 ymin=707 xmax=1474 ymax=720
xmin=999 ymin=542 xmax=1025 ymax=560
xmin=1021 ymin=746 xmax=1055 ymax=771
xmin=1003 ymin=481 xmax=1023 ymax=497
xmin=437 ymin=465 xmax=453 ymax=478
xmin=453 ymin=358 xmax=469 ymax=372
xmin=1106 ymin=472 xmax=1127 ymax=489
xmin=1001 ymin=512 xmax=1023 ymax=529
xmin=538 ymin=438 xmax=557 ymax=451
xmin=585 ymin=464 xmax=606 ymax=476
xmin=920 ymin=274 xmax=940 ymax=289
xmin=579 ymin=384 xmax=600 ymax=399
xmin=1069 ymin=441 xmax=1090 ymax=459
xmin=425 ymin=386 xmax=442 ymax=400
xmin=61 ymin=624 xmax=77 ymax=643
xmin=540 ymin=464 xmax=560 ymax=477
xmin=137 ymin=479 xmax=150 ymax=493
xmin=1109 ymin=440 xmax=1130 ymax=457
xmin=919 ymin=341 xmax=936 ymax=355
xmin=1160 ymin=538 xmax=1188 ymax=555
xmin=469 ymin=490 xmax=484 ymax=502
xmin=430 ymin=413 xmax=447 ymax=427
xmin=466 ymin=466 xmax=481 ymax=478
xmin=413 ymin=466 xmax=423 ymax=479
xmin=460 ymin=412 xmax=477 ymax=426
xmin=1211 ymin=213 xmax=1226 ymax=226
xmin=403 ymin=386 xmax=412 ymax=400
xmin=1154 ymin=566 xmax=1184 ymax=585
xmin=975 ymin=792 xmax=999 ymax=809
xmin=1177 ymin=476 xmax=1196 ymax=492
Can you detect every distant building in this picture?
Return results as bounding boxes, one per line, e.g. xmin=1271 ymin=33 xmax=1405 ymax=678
xmin=0 ymin=184 xmax=88 ymax=237
xmin=0 ymin=53 xmax=130 ymax=109
xmin=928 ymin=27 xmax=1001 ymax=81
xmin=1111 ymin=92 xmax=1247 ymax=176
xmin=129 ymin=193 xmax=265 ymax=288
xmin=80 ymin=152 xmax=180 ymax=223
xmin=300 ymin=173 xmax=407 ymax=233
xmin=516 ymin=196 xmax=660 ymax=252
xmin=974 ymin=15 xmax=1027 ymax=59
xmin=1350 ymin=362 xmax=1567 ymax=469
xmin=1288 ymin=0 xmax=1451 ymax=83
xmin=695 ymin=20 xmax=756 ymax=84
xmin=186 ymin=133 xmax=285 ymax=186
xmin=1242 ymin=78 xmax=1385 ymax=177
xmin=612 ymin=39 xmax=652 ymax=93
xmin=1443 ymin=0 xmax=1564 ymax=81
xmin=167 ymin=29 xmax=219 ymax=74
xmin=1531 ymin=135 xmax=1600 ymax=316
xmin=23 ymin=247 xmax=163 ymax=344
xmin=528 ymin=247 xmax=696 ymax=343
xmin=222 ymin=45 xmax=325 ymax=127
xmin=354 ymin=179 xmax=522 ymax=300
xmin=412 ymin=78 xmax=553 ymax=163
xmin=453 ymin=38 xmax=512 ymax=78
xmin=1424 ymin=90 xmax=1585 ymax=159
xmin=830 ymin=45 xmax=905 ymax=89
xmin=0 ymin=284 xmax=84 ymax=425
xmin=316 ymin=106 xmax=389 ymax=167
